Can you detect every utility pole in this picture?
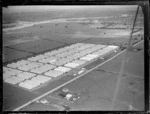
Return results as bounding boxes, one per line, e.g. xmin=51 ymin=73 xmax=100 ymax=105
xmin=128 ymin=6 xmax=140 ymax=50
xmin=111 ymin=5 xmax=140 ymax=110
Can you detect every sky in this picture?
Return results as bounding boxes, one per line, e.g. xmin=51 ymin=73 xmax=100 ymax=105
xmin=3 ymin=5 xmax=138 ymax=13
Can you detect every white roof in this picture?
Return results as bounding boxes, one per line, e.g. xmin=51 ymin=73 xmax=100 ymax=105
xmin=58 ymin=47 xmax=68 ymax=53
xmin=4 ymin=43 xmax=119 ymax=88
xmin=17 ymin=72 xmax=36 ymax=79
xmin=25 ymin=80 xmax=40 ymax=86
xmin=69 ymin=43 xmax=84 ymax=48
xmin=65 ymin=94 xmax=73 ymax=99
xmin=86 ymin=54 xmax=99 ymax=58
xmin=65 ymin=56 xmax=75 ymax=61
xmin=78 ymin=69 xmax=85 ymax=74
xmin=35 ymin=55 xmax=47 ymax=60
xmin=51 ymin=59 xmax=67 ymax=66
xmin=5 ymin=78 xmax=19 ymax=84
xmin=80 ymin=57 xmax=93 ymax=61
xmin=45 ymin=50 xmax=60 ymax=56
xmin=18 ymin=65 xmax=30 ymax=71
xmin=19 ymin=82 xmax=34 ymax=89
xmin=16 ymin=60 xmax=30 ymax=66
xmin=54 ymin=67 xmax=71 ymax=73
xmin=28 ymin=57 xmax=36 ymax=61
xmin=29 ymin=62 xmax=43 ymax=67
xmin=76 ymin=46 xmax=87 ymax=51
xmin=55 ymin=52 xmax=68 ymax=58
xmin=39 ymin=57 xmax=57 ymax=63
xmin=72 ymin=60 xmax=87 ymax=65
xmin=30 ymin=68 xmax=45 ymax=74
xmin=80 ymin=54 xmax=98 ymax=61
xmin=64 ymin=62 xmax=80 ymax=68
xmin=7 ymin=63 xmax=18 ymax=68
xmin=10 ymin=76 xmax=25 ymax=82
xmin=38 ymin=59 xmax=47 ymax=63
xmin=3 ymin=71 xmax=13 ymax=77
xmin=3 ymin=68 xmax=22 ymax=77
xmin=49 ymin=59 xmax=57 ymax=63
xmin=4 ymin=75 xmax=25 ymax=84
xmin=31 ymin=75 xmax=51 ymax=83
xmin=46 ymin=57 xmax=57 ymax=63
xmin=41 ymin=64 xmax=56 ymax=70
xmin=92 ymin=45 xmax=119 ymax=57
xmin=108 ymin=45 xmax=119 ymax=49
xmin=44 ymin=70 xmax=64 ymax=77
xmin=19 ymin=80 xmax=40 ymax=89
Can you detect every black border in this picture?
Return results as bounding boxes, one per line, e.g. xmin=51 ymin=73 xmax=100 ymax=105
xmin=1 ymin=0 xmax=150 ymax=6
xmin=1 ymin=0 xmax=149 ymax=113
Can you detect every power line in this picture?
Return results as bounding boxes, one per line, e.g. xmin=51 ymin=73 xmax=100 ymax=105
xmin=111 ymin=5 xmax=140 ymax=110
xmin=128 ymin=6 xmax=140 ymax=50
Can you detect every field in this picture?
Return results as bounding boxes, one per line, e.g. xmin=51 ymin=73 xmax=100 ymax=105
xmin=50 ymin=41 xmax=144 ymax=111
xmin=3 ymin=14 xmax=144 ymax=111
xmin=3 ymin=17 xmax=143 ymax=63
xmin=19 ymin=41 xmax=144 ymax=111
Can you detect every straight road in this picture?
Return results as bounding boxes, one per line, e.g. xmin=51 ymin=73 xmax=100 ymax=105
xmin=13 ymin=40 xmax=144 ymax=111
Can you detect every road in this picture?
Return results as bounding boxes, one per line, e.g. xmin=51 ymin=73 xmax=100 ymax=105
xmin=14 ymin=40 xmax=144 ymax=111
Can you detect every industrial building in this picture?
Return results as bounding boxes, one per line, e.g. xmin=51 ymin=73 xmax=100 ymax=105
xmin=3 ymin=43 xmax=119 ymax=90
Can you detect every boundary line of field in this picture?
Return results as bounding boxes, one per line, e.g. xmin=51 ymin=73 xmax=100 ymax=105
xmin=13 ymin=40 xmax=144 ymax=111
xmin=97 ymin=69 xmax=144 ymax=79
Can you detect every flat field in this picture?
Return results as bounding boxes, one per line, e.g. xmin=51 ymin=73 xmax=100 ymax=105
xmin=3 ymin=17 xmax=144 ymax=111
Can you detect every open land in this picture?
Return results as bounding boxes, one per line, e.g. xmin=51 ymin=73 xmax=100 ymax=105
xmin=3 ymin=15 xmax=144 ymax=111
xmin=20 ymin=40 xmax=144 ymax=111
xmin=3 ymin=16 xmax=143 ymax=63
